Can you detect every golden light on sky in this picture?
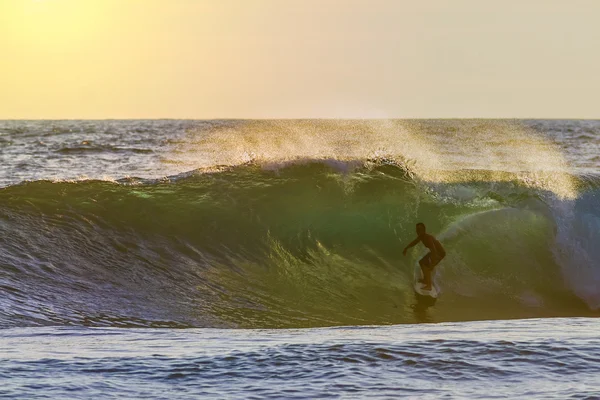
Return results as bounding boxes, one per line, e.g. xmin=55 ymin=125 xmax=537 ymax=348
xmin=1 ymin=0 xmax=599 ymax=119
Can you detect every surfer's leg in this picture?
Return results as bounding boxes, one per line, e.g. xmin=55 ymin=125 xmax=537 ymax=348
xmin=418 ymin=254 xmax=427 ymax=283
xmin=423 ymin=255 xmax=443 ymax=290
xmin=418 ymin=263 xmax=426 ymax=283
xmin=419 ymin=254 xmax=432 ymax=288
xmin=422 ymin=266 xmax=433 ymax=290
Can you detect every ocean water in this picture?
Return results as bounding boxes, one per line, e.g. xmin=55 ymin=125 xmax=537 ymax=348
xmin=0 ymin=119 xmax=599 ymax=398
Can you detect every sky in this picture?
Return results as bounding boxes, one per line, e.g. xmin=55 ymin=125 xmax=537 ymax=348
xmin=1 ymin=0 xmax=599 ymax=119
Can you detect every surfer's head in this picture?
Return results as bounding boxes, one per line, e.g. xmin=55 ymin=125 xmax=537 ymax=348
xmin=416 ymin=222 xmax=426 ymax=236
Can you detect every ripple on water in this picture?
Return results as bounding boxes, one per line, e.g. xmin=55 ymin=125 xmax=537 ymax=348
xmin=1 ymin=318 xmax=599 ymax=399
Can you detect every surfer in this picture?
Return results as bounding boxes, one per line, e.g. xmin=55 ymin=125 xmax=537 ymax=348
xmin=403 ymin=223 xmax=446 ymax=291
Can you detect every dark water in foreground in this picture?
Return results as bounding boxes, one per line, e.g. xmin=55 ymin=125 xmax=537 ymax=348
xmin=1 ymin=120 xmax=599 ymax=397
xmin=2 ymin=318 xmax=599 ymax=399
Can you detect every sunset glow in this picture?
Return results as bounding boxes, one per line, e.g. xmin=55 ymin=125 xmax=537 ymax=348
xmin=1 ymin=0 xmax=600 ymax=118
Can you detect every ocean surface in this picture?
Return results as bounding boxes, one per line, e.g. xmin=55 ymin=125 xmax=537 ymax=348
xmin=0 ymin=119 xmax=599 ymax=398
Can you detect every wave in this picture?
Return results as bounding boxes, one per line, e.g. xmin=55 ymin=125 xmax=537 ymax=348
xmin=0 ymin=161 xmax=599 ymax=329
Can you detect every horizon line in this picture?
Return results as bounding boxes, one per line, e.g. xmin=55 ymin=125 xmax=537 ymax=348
xmin=1 ymin=117 xmax=599 ymax=121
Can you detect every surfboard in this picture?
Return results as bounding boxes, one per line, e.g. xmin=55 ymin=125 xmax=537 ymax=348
xmin=413 ymin=262 xmax=439 ymax=299
xmin=413 ymin=281 xmax=438 ymax=298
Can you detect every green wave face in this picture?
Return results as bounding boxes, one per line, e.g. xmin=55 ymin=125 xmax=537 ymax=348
xmin=0 ymin=162 xmax=597 ymax=328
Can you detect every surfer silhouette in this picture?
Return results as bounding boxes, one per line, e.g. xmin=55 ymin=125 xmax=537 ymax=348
xmin=403 ymin=223 xmax=446 ymax=291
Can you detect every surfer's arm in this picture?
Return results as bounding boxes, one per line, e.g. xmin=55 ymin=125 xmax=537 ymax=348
xmin=402 ymin=237 xmax=420 ymax=255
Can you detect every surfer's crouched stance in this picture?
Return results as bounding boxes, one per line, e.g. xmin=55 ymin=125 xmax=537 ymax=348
xmin=403 ymin=222 xmax=446 ymax=291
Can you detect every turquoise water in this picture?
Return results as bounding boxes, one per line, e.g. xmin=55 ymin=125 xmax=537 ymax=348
xmin=0 ymin=120 xmax=599 ymax=398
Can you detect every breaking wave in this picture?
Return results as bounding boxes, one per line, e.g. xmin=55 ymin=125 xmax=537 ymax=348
xmin=1 ymin=160 xmax=598 ymax=328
